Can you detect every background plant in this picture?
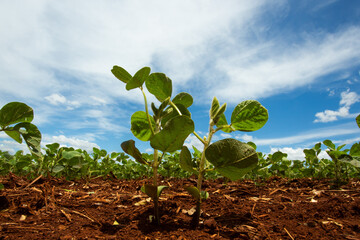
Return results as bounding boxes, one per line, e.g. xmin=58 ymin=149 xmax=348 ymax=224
xmin=180 ymin=97 xmax=268 ymax=227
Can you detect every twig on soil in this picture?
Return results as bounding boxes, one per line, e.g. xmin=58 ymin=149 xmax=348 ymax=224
xmin=284 ymin=227 xmax=294 ymax=240
xmin=61 ymin=209 xmax=72 ymax=222
xmin=250 ymin=203 xmax=256 ymax=217
xmin=71 ymin=210 xmax=95 ymax=222
xmin=24 ymin=175 xmax=43 ymax=189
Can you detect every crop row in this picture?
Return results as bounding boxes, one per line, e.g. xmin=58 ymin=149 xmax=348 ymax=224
xmin=1 ymin=65 xmax=359 ymax=227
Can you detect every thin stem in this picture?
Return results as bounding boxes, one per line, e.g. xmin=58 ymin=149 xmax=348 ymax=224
xmin=140 ymin=87 xmax=155 ymax=135
xmin=192 ymin=131 xmax=206 ymax=145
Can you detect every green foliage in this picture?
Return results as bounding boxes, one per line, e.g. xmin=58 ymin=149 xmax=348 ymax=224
xmin=0 ymin=102 xmax=42 ymax=157
xmin=205 ymin=138 xmax=258 ymax=181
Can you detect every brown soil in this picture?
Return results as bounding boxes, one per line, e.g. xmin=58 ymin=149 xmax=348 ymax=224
xmin=0 ymin=174 xmax=359 ymax=239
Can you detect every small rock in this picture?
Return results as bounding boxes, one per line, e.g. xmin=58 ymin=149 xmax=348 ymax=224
xmin=204 ymin=218 xmax=217 ymax=229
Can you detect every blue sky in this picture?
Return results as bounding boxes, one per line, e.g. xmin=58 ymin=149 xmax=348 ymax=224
xmin=1 ymin=0 xmax=360 ymax=160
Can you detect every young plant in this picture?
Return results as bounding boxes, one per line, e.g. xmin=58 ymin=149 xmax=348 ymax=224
xmin=323 ymin=139 xmax=350 ymax=187
xmin=111 ymin=66 xmax=194 ymax=224
xmin=180 ymin=97 xmax=268 ymax=227
xmin=0 ymin=102 xmax=42 ymax=158
xmin=303 ymin=142 xmax=322 ymax=178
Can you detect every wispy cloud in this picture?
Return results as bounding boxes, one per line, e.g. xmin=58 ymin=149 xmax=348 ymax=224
xmin=212 ymin=27 xmax=360 ymax=103
xmin=314 ymin=89 xmax=360 ymax=123
xmin=240 ymin=123 xmax=359 ymax=146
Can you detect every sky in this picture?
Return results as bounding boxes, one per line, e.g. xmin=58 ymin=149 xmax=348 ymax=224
xmin=1 ymin=0 xmax=360 ymax=160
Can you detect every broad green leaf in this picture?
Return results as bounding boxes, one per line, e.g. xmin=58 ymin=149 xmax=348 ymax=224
xmin=205 ymin=138 xmax=258 ymax=181
xmin=121 ymin=140 xmax=148 ymax=165
xmin=146 ymin=73 xmax=172 ymax=102
xmin=350 ymin=143 xmax=360 ymax=156
xmin=231 ymin=100 xmax=268 ymax=132
xmin=172 ymin=92 xmax=193 ymax=108
xmin=4 ymin=128 xmax=22 ymax=143
xmin=0 ymin=183 xmax=4 ymax=190
xmin=99 ymin=149 xmax=107 ymax=157
xmin=46 ymin=143 xmax=60 ymax=152
xmin=247 ymin=141 xmax=257 ymax=150
xmin=356 ymin=114 xmax=360 ymax=128
xmin=126 ymin=67 xmax=151 ymax=90
xmin=314 ymin=142 xmax=322 ymax=151
xmin=14 ymin=123 xmax=42 ymax=158
xmin=62 ymin=150 xmax=82 ymax=160
xmin=304 ymin=149 xmax=316 ymax=158
xmin=111 ymin=66 xmax=132 ymax=84
xmin=349 ymin=157 xmax=360 ymax=168
xmin=161 ymin=104 xmax=191 ymax=127
xmin=272 ymin=151 xmax=287 ymax=162
xmin=180 ymin=146 xmax=197 ymax=174
xmin=141 ymin=184 xmax=168 ymax=200
xmin=52 ymin=165 xmax=65 ymax=173
xmin=131 ymin=111 xmax=155 ymax=141
xmin=323 ymin=140 xmax=335 ymax=150
xmin=150 ymin=116 xmax=194 ymax=152
xmin=0 ymin=102 xmax=34 ymax=127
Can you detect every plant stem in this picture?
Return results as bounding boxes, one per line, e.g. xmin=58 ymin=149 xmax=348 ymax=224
xmin=141 ymin=87 xmax=155 ymax=135
xmin=193 ymin=122 xmax=215 ymax=227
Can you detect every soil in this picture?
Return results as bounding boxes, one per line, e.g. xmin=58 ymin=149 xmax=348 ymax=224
xmin=0 ymin=174 xmax=359 ymax=240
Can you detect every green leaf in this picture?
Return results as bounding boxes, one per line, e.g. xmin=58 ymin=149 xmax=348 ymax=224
xmin=126 ymin=67 xmax=151 ymax=90
xmin=111 ymin=66 xmax=132 ymax=84
xmin=184 ymin=186 xmax=208 ymax=201
xmin=14 ymin=123 xmax=42 ymax=158
xmin=121 ymin=140 xmax=148 ymax=165
xmin=146 ymin=73 xmax=172 ymax=102
xmin=356 ymin=114 xmax=360 ymax=128
xmin=46 ymin=143 xmax=60 ymax=152
xmin=323 ymin=139 xmax=335 ymax=150
xmin=131 ymin=111 xmax=155 ymax=141
xmin=4 ymin=128 xmax=22 ymax=143
xmin=205 ymin=138 xmax=258 ymax=181
xmin=0 ymin=102 xmax=34 ymax=127
xmin=247 ymin=141 xmax=257 ymax=150
xmin=62 ymin=150 xmax=82 ymax=160
xmin=0 ymin=183 xmax=4 ymax=190
xmin=185 ymin=186 xmax=200 ymax=200
xmin=161 ymin=104 xmax=191 ymax=127
xmin=52 ymin=165 xmax=65 ymax=173
xmin=216 ymin=113 xmax=232 ymax=133
xmin=150 ymin=116 xmax=194 ymax=152
xmin=172 ymin=92 xmax=193 ymax=108
xmin=210 ymin=97 xmax=220 ymax=119
xmin=180 ymin=146 xmax=197 ymax=174
xmin=350 ymin=143 xmax=360 ymax=157
xmin=210 ymin=97 xmax=227 ymax=125
xmin=231 ymin=100 xmax=268 ymax=132
xmin=141 ymin=184 xmax=168 ymax=200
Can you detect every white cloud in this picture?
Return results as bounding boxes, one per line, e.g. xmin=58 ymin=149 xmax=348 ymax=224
xmin=314 ymin=89 xmax=360 ymax=123
xmin=269 ymin=147 xmax=330 ymax=160
xmin=212 ymin=27 xmax=360 ymax=103
xmin=43 ymin=134 xmax=100 ymax=152
xmin=253 ymin=123 xmax=359 ymax=146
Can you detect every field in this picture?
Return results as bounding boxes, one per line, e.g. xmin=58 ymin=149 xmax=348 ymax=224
xmin=1 ymin=174 xmax=359 ymax=239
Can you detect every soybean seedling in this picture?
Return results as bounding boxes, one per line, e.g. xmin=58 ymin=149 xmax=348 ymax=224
xmin=180 ymin=97 xmax=268 ymax=227
xmin=111 ymin=66 xmax=194 ymax=225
